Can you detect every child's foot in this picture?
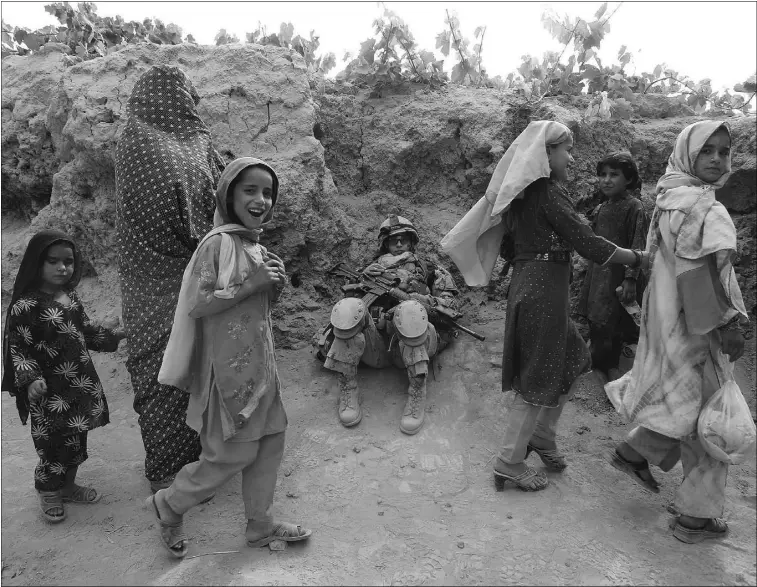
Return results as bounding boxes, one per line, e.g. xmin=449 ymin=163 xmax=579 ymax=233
xmin=246 ymin=520 xmax=312 ymax=548
xmin=38 ymin=490 xmax=66 ymax=523
xmin=147 ymin=489 xmax=187 ymax=558
xmin=61 ymin=484 xmax=101 ymax=504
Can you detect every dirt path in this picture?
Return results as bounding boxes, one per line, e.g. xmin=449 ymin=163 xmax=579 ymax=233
xmin=2 ymin=279 xmax=756 ymax=586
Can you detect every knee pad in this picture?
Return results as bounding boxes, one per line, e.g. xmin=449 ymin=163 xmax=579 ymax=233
xmin=392 ymin=300 xmax=428 ymax=347
xmin=331 ymin=298 xmax=367 ymax=340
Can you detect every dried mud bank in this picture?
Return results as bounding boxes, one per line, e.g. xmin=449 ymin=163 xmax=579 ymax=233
xmin=2 ymin=43 xmax=755 ymax=344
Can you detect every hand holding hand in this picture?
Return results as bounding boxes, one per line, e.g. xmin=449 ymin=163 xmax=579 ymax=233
xmin=113 ymin=326 xmax=127 ymax=341
xmin=720 ymin=329 xmax=745 ymax=362
xmin=620 ymin=278 xmax=637 ymax=305
xmin=28 ymin=379 xmax=48 ymax=402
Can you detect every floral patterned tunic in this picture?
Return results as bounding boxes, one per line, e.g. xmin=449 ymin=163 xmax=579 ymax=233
xmin=7 ymin=288 xmax=120 ymax=436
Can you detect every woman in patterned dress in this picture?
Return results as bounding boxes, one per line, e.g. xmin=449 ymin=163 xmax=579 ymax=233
xmin=115 ymin=65 xmax=225 ymax=493
xmin=2 ymin=230 xmax=125 ymax=522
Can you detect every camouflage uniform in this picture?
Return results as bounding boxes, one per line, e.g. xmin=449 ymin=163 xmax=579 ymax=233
xmin=315 ymin=215 xmax=460 ymax=435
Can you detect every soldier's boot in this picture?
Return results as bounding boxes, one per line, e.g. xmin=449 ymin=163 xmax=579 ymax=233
xmin=338 ymin=374 xmax=362 ymax=427
xmin=400 ymin=373 xmax=427 ymax=435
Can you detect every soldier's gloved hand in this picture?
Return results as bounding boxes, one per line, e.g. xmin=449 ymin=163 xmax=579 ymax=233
xmin=362 ymin=263 xmax=385 ymax=278
xmin=409 ymin=293 xmax=432 ymax=306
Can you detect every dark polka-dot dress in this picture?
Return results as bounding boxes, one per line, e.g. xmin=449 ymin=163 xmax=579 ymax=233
xmin=114 ymin=65 xmax=225 ymax=484
xmin=501 ymin=178 xmax=617 ymax=407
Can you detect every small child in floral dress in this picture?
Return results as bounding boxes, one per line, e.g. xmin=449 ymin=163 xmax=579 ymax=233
xmin=2 ymin=230 xmax=125 ymax=523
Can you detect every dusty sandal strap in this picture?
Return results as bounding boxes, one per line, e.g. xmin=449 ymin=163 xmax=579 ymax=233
xmin=247 ymin=522 xmax=313 ymax=548
xmin=608 ymin=449 xmax=660 ymax=493
xmin=38 ymin=491 xmax=66 ymax=523
xmin=673 ymin=518 xmax=729 ymax=544
xmin=494 ymin=466 xmax=548 ymax=492
xmin=147 ymin=495 xmax=188 ymax=558
xmin=527 ymin=444 xmax=567 ymax=471
xmin=62 ymin=484 xmax=101 ymax=503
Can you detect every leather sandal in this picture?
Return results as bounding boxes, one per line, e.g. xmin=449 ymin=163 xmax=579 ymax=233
xmin=38 ymin=490 xmax=66 ymax=523
xmin=526 ymin=443 xmax=567 ymax=471
xmin=146 ymin=493 xmax=188 ymax=558
xmin=607 ymin=449 xmax=660 ymax=493
xmin=246 ymin=522 xmax=312 ymax=548
xmin=493 ymin=465 xmax=549 ymax=492
xmin=673 ymin=518 xmax=728 ymax=544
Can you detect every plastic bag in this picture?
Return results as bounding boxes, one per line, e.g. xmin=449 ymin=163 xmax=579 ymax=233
xmin=698 ymin=377 xmax=757 ymax=465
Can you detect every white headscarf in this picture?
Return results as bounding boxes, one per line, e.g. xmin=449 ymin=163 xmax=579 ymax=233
xmin=440 ymin=121 xmax=572 ymax=286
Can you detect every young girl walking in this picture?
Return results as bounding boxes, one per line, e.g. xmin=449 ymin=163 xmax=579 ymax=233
xmin=578 ymin=152 xmax=648 ymax=382
xmin=606 ymin=121 xmax=748 ymax=544
xmin=442 ymin=121 xmax=650 ymax=492
xmin=148 ymin=157 xmax=311 ymax=558
xmin=2 ymin=230 xmax=125 ymax=523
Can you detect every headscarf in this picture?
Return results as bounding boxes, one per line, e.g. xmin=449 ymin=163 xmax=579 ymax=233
xmin=440 ymin=121 xmax=572 ymax=286
xmin=656 ymin=120 xmax=732 ymax=194
xmin=158 ymin=158 xmax=280 ymax=394
xmin=2 ymin=231 xmax=81 ymax=421
xmin=652 ymin=120 xmax=746 ymax=332
xmin=115 ymin=64 xmax=224 ymax=268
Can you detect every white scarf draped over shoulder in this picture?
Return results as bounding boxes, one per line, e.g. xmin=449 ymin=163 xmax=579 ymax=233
xmin=440 ymin=120 xmax=572 ymax=286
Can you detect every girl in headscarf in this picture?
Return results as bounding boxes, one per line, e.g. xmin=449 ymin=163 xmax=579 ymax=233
xmin=442 ymin=121 xmax=648 ymax=492
xmin=606 ymin=121 xmax=748 ymax=544
xmin=2 ymin=231 xmax=125 ymax=523
xmin=115 ymin=65 xmax=225 ymax=494
xmin=145 ymin=158 xmax=311 ymax=558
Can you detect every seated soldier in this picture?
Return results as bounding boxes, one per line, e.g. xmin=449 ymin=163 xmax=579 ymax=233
xmin=315 ymin=214 xmax=460 ymax=435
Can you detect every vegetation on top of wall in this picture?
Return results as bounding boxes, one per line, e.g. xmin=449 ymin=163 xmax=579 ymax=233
xmin=2 ymin=1 xmax=754 ymax=119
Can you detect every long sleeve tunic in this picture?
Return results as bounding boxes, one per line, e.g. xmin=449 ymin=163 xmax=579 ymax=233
xmin=502 ymin=178 xmax=617 ymax=406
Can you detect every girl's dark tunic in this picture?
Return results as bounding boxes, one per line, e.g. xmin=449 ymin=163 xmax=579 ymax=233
xmin=577 ymin=195 xmax=648 ymax=330
xmin=502 ymin=179 xmax=616 ymax=407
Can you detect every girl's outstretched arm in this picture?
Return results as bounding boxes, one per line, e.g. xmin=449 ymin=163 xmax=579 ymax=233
xmin=71 ymin=291 xmax=124 ymax=353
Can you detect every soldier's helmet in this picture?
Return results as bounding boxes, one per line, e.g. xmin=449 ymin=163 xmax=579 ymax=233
xmin=378 ymin=214 xmax=419 ymax=251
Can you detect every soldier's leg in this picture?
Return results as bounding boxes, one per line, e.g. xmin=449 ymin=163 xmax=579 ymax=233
xmin=394 ymin=318 xmax=440 ymax=436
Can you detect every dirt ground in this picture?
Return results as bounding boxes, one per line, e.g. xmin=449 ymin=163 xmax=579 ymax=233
xmin=1 ymin=267 xmax=756 ymax=586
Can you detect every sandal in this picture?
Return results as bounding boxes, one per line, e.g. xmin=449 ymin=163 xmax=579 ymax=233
xmin=62 ymin=484 xmax=101 ymax=504
xmin=526 ymin=443 xmax=567 ymax=472
xmin=673 ymin=518 xmax=729 ymax=544
xmin=38 ymin=490 xmax=66 ymax=523
xmin=493 ymin=466 xmax=549 ymax=492
xmin=146 ymin=493 xmax=188 ymax=558
xmin=607 ymin=449 xmax=660 ymax=493
xmin=246 ymin=522 xmax=313 ymax=548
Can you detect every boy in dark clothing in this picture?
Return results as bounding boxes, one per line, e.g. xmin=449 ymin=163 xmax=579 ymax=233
xmin=578 ymin=152 xmax=648 ymax=382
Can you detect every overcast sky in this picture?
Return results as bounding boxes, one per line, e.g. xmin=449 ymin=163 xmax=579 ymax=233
xmin=2 ymin=1 xmax=755 ymax=93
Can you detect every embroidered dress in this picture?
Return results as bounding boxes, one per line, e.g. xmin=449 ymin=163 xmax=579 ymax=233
xmin=115 ymin=65 xmax=225 ymax=484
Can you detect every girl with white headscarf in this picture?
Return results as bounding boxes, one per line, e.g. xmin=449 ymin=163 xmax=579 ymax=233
xmin=606 ymin=121 xmax=748 ymax=544
xmin=442 ymin=121 xmax=648 ymax=492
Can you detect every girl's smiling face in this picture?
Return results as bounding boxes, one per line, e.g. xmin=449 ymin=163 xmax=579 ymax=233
xmin=693 ymin=128 xmax=731 ymax=184
xmin=547 ymin=137 xmax=574 ymax=181
xmin=598 ymin=164 xmax=632 ymax=199
xmin=230 ymin=166 xmax=274 ymax=229
xmin=39 ymin=243 xmax=75 ymax=291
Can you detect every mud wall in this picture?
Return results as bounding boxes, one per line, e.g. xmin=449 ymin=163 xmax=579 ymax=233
xmin=2 ymin=44 xmax=755 ymax=344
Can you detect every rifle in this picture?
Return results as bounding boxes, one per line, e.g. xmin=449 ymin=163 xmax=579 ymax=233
xmin=327 ymin=262 xmax=485 ymax=342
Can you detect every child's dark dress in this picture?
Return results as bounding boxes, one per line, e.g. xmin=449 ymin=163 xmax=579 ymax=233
xmin=7 ymin=288 xmax=120 ymax=490
xmin=577 ymin=195 xmax=648 ymax=372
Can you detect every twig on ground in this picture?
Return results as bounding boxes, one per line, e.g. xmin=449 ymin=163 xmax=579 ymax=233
xmin=184 ymin=550 xmax=240 ymax=560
